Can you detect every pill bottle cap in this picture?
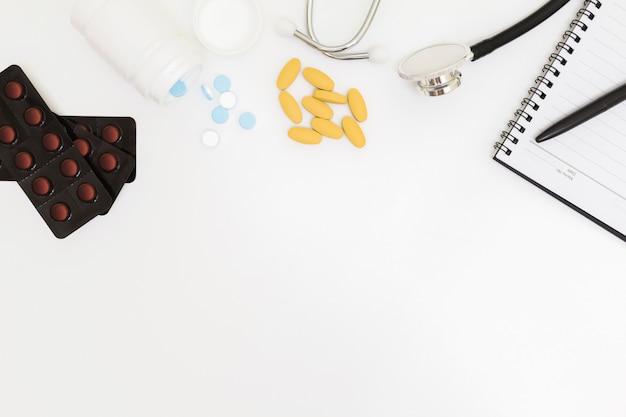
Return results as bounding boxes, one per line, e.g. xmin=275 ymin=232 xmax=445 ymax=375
xmin=192 ymin=0 xmax=263 ymax=55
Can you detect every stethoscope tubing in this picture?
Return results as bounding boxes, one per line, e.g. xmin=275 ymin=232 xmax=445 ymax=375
xmin=470 ymin=0 xmax=571 ymax=60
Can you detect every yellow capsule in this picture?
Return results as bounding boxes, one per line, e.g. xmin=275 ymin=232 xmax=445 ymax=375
xmin=288 ymin=127 xmax=323 ymax=145
xmin=276 ymin=58 xmax=301 ymax=90
xmin=312 ymin=89 xmax=347 ymax=104
xmin=302 ymin=67 xmax=335 ymax=91
xmin=342 ymin=116 xmax=366 ymax=148
xmin=311 ymin=118 xmax=343 ymax=139
xmin=347 ymin=88 xmax=367 ymax=122
xmin=279 ymin=91 xmax=303 ymax=124
xmin=302 ymin=96 xmax=333 ymax=119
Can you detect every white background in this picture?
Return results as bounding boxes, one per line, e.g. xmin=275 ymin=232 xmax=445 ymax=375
xmin=1 ymin=0 xmax=625 ymax=416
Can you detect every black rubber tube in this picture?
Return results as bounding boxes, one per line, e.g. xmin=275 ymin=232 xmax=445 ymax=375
xmin=470 ymin=0 xmax=571 ymax=61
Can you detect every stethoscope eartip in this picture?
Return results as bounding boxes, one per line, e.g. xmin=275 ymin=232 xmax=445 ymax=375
xmin=367 ymin=45 xmax=388 ymax=64
xmin=276 ymin=17 xmax=297 ymax=38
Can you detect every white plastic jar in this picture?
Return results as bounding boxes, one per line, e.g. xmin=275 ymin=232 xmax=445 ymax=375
xmin=71 ymin=0 xmax=203 ymax=104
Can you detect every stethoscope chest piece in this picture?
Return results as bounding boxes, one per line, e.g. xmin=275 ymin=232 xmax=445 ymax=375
xmin=398 ymin=43 xmax=473 ymax=96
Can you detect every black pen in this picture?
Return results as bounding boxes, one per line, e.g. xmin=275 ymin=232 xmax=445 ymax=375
xmin=536 ymin=83 xmax=626 ymax=142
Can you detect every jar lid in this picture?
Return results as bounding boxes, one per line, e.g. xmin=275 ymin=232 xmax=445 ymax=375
xmin=193 ymin=0 xmax=263 ymax=55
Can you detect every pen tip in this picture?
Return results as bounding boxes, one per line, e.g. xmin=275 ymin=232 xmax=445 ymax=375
xmin=535 ymin=133 xmax=550 ymax=143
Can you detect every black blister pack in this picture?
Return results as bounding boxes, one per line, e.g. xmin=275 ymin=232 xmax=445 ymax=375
xmin=0 ymin=65 xmax=134 ymax=238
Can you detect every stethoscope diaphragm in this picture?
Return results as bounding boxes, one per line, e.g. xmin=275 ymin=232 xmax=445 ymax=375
xmin=398 ymin=44 xmax=472 ymax=96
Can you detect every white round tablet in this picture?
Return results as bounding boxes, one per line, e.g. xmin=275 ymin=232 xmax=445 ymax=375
xmin=219 ymin=91 xmax=237 ymax=109
xmin=201 ymin=129 xmax=220 ymax=147
xmin=193 ymin=0 xmax=263 ymax=55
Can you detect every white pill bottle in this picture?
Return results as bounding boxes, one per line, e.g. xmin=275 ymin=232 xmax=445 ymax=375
xmin=71 ymin=0 xmax=203 ymax=104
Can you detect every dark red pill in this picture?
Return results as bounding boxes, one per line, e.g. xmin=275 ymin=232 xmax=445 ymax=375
xmin=76 ymin=123 xmax=92 ymax=133
xmin=60 ymin=159 xmax=80 ymax=177
xmin=32 ymin=177 xmax=52 ymax=196
xmin=24 ymin=107 xmax=44 ymax=126
xmin=41 ymin=132 xmax=62 ymax=152
xmin=4 ymin=81 xmax=25 ymax=100
xmin=99 ymin=153 xmax=119 ymax=172
xmin=50 ymin=202 xmax=71 ymax=222
xmin=101 ymin=124 xmax=121 ymax=144
xmin=0 ymin=125 xmax=17 ymax=144
xmin=77 ymin=183 xmax=97 ymax=203
xmin=14 ymin=151 xmax=34 ymax=170
xmin=73 ymin=138 xmax=91 ymax=157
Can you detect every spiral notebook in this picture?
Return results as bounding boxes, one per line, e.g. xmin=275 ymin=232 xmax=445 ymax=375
xmin=493 ymin=0 xmax=626 ymax=241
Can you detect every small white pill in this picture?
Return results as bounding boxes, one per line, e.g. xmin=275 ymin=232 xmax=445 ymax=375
xmin=219 ymin=91 xmax=238 ymax=109
xmin=201 ymin=129 xmax=220 ymax=147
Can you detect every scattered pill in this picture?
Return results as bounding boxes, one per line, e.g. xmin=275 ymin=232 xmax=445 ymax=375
xmin=279 ymin=91 xmax=303 ymax=124
xmin=212 ymin=106 xmax=229 ymax=124
xmin=214 ymin=75 xmax=231 ymax=93
xmin=201 ymin=129 xmax=220 ymax=147
xmin=302 ymin=96 xmax=333 ymax=120
xmin=288 ymin=127 xmax=323 ymax=145
xmin=219 ymin=91 xmax=237 ymax=109
xmin=302 ymin=67 xmax=334 ymax=91
xmin=201 ymin=85 xmax=213 ymax=101
xmin=277 ymin=58 xmax=301 ymax=90
xmin=342 ymin=116 xmax=366 ymax=148
xmin=311 ymin=118 xmax=343 ymax=139
xmin=276 ymin=59 xmax=369 ymax=148
xmin=347 ymin=88 xmax=367 ymax=122
xmin=313 ymin=89 xmax=347 ymax=104
xmin=169 ymin=80 xmax=187 ymax=97
xmin=239 ymin=112 xmax=256 ymax=129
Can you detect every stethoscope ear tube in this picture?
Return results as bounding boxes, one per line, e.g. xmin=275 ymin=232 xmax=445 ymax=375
xmin=280 ymin=0 xmax=385 ymax=61
xmin=470 ymin=0 xmax=571 ymax=61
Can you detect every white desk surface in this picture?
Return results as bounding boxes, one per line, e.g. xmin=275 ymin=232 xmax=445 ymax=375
xmin=2 ymin=1 xmax=625 ymax=416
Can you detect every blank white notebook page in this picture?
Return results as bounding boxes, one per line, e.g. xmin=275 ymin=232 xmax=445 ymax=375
xmin=494 ymin=0 xmax=626 ymax=238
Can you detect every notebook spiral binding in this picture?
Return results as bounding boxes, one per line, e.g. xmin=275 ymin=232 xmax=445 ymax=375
xmin=494 ymin=0 xmax=603 ymax=156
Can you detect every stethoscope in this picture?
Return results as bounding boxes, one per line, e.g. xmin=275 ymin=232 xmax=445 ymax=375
xmin=279 ymin=0 xmax=571 ymax=96
xmin=276 ymin=0 xmax=387 ymax=63
xmin=399 ymin=0 xmax=571 ymax=95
